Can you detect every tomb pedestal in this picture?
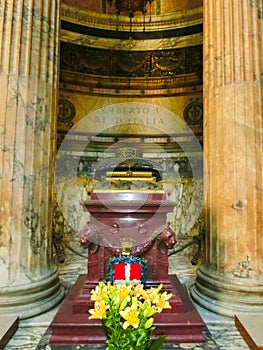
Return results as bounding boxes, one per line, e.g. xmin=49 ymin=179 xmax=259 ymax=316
xmin=74 ymin=192 xmax=183 ymax=314
xmin=49 ymin=191 xmax=205 ymax=344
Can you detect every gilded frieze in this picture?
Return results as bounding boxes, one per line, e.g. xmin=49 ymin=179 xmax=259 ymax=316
xmin=60 ymin=42 xmax=202 ymax=79
xmin=59 ymin=42 xmax=202 ymax=94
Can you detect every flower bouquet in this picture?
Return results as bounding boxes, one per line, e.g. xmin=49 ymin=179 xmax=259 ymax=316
xmin=89 ymin=281 xmax=172 ymax=350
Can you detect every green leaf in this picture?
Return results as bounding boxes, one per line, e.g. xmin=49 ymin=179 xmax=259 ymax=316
xmin=138 ymin=328 xmax=147 ymax=336
xmin=148 ymin=335 xmax=165 ymax=350
xmin=129 ymin=332 xmax=137 ymax=342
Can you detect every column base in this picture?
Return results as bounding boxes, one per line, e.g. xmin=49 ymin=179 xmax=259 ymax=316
xmin=190 ymin=266 xmax=263 ymax=317
xmin=0 ymin=270 xmax=65 ymax=319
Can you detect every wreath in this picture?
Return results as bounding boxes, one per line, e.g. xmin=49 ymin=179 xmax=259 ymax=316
xmin=107 ymin=256 xmax=147 ymax=285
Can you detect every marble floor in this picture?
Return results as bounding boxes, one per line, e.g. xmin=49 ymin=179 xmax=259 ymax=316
xmin=3 ymin=245 xmax=250 ymax=350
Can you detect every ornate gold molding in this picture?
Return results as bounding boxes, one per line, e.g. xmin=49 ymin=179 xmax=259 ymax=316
xmin=59 ymin=70 xmax=202 ymax=96
xmin=60 ymin=29 xmax=203 ymax=51
xmin=61 ymin=3 xmax=203 ymax=32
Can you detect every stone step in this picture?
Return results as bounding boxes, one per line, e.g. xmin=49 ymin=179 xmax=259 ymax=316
xmin=235 ymin=314 xmax=263 ymax=350
xmin=49 ymin=274 xmax=206 ymax=345
xmin=0 ymin=316 xmax=19 ymax=350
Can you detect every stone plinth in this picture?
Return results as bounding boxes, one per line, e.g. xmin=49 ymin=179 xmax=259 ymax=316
xmin=49 ymin=191 xmax=206 ymax=344
xmin=49 ymin=274 xmax=205 ymax=344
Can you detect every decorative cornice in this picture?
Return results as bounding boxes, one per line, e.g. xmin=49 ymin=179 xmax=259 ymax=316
xmin=60 ymin=29 xmax=202 ymax=51
xmin=61 ymin=3 xmax=203 ymax=32
xmin=59 ymin=70 xmax=202 ymax=96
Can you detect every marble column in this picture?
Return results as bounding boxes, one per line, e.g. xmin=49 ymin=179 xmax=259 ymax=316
xmin=0 ymin=1 xmax=64 ymax=318
xmin=191 ymin=0 xmax=263 ymax=316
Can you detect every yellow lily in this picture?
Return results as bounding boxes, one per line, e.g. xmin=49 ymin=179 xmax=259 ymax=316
xmin=115 ymin=284 xmax=132 ymax=303
xmin=143 ymin=302 xmax=156 ymax=317
xmin=90 ymin=285 xmax=108 ymax=303
xmin=119 ymin=303 xmax=140 ymax=329
xmin=155 ymin=292 xmax=172 ymax=311
xmin=146 ymin=287 xmax=160 ymax=304
xmin=88 ymin=300 xmax=109 ymax=319
xmin=134 ymin=283 xmax=149 ymax=301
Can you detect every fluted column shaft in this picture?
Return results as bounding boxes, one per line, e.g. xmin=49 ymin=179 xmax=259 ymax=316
xmin=191 ymin=0 xmax=263 ymax=316
xmin=0 ymin=0 xmax=64 ymax=318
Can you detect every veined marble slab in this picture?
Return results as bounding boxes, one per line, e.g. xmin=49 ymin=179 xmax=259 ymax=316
xmin=0 ymin=316 xmax=18 ymax=349
xmin=235 ymin=314 xmax=263 ymax=349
